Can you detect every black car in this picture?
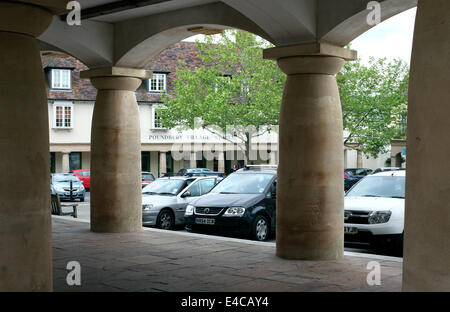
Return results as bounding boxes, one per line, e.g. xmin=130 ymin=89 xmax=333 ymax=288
xmin=177 ymin=168 xmax=225 ymax=177
xmin=371 ymin=167 xmax=404 ymax=174
xmin=184 ymin=168 xmax=277 ymax=241
xmin=344 ymin=168 xmax=373 ymax=191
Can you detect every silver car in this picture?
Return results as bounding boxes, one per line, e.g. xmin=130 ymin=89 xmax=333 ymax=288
xmin=142 ymin=176 xmax=221 ymax=230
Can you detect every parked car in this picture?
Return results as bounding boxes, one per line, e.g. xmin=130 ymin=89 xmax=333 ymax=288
xmin=344 ymin=170 xmax=405 ymax=256
xmin=51 ymin=173 xmax=86 ymax=202
xmin=177 ymin=168 xmax=225 ymax=177
xmin=184 ymin=167 xmax=277 ymax=241
xmin=371 ymin=167 xmax=404 ymax=174
xmin=344 ymin=168 xmax=373 ymax=191
xmin=345 ymin=168 xmax=373 ymax=177
xmin=142 ymin=176 xmax=222 ymax=230
xmin=141 ymin=171 xmax=156 ymax=188
xmin=72 ymin=169 xmax=90 ymax=190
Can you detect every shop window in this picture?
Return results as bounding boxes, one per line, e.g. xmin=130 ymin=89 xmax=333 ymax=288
xmin=69 ymin=152 xmax=82 ymax=171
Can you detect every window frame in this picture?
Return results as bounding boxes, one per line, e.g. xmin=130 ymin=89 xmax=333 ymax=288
xmin=152 ymin=105 xmax=166 ymax=130
xmin=52 ymin=101 xmax=74 ymax=129
xmin=50 ymin=68 xmax=72 ymax=90
xmin=147 ymin=73 xmax=167 ymax=93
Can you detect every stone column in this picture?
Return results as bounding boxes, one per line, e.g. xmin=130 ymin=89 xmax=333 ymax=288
xmin=0 ymin=0 xmax=66 ymax=291
xmin=264 ymin=43 xmax=356 ymax=260
xmin=160 ymin=152 xmax=167 ymax=176
xmin=344 ymin=149 xmax=348 ymax=169
xmin=218 ymin=152 xmax=225 ymax=173
xmin=189 ymin=152 xmax=196 ymax=168
xmin=81 ymin=67 xmax=151 ymax=233
xmin=356 ymin=149 xmax=363 ymax=168
xmin=403 ymin=0 xmax=450 ymax=291
xmin=62 ymin=152 xmax=70 ymax=172
xmin=269 ymin=150 xmax=277 ymax=165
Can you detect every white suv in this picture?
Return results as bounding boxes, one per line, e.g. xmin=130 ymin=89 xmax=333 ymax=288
xmin=344 ymin=171 xmax=405 ymax=256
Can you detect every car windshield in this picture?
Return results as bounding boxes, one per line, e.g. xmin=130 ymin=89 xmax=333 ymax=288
xmin=346 ymin=176 xmax=405 ymax=199
xmin=142 ymin=179 xmax=185 ymax=195
xmin=142 ymin=173 xmax=155 ymax=181
xmin=52 ymin=175 xmax=80 ymax=183
xmin=210 ymin=173 xmax=273 ymax=194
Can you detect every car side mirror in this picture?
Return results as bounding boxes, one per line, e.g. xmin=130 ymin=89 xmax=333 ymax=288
xmin=181 ymin=191 xmax=191 ymax=198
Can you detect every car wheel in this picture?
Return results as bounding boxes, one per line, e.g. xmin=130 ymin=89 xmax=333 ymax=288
xmin=157 ymin=209 xmax=175 ymax=230
xmin=252 ymin=215 xmax=269 ymax=241
xmin=80 ymin=197 xmax=85 ymax=202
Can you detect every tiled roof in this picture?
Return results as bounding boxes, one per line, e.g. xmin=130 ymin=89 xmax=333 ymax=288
xmin=42 ymin=41 xmax=202 ymax=103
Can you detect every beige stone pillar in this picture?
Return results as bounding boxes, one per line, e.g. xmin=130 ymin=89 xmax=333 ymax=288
xmin=189 ymin=152 xmax=196 ymax=168
xmin=81 ymin=67 xmax=151 ymax=233
xmin=269 ymin=151 xmax=277 ymax=165
xmin=356 ymin=149 xmax=363 ymax=168
xmin=344 ymin=149 xmax=348 ymax=169
xmin=0 ymin=0 xmax=66 ymax=292
xmin=160 ymin=152 xmax=167 ymax=176
xmin=218 ymin=152 xmax=225 ymax=173
xmin=264 ymin=43 xmax=356 ymax=260
xmin=403 ymin=0 xmax=450 ymax=291
xmin=391 ymin=156 xmax=397 ymax=167
xmin=61 ymin=152 xmax=70 ymax=172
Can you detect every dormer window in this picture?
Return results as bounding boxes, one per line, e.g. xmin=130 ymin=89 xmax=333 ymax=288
xmin=148 ymin=73 xmax=167 ymax=93
xmin=51 ymin=68 xmax=72 ymax=90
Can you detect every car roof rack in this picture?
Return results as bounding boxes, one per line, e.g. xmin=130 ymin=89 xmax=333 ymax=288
xmin=242 ymin=165 xmax=278 ymax=171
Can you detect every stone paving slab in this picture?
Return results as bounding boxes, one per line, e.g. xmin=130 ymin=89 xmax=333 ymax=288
xmin=52 ymin=217 xmax=402 ymax=292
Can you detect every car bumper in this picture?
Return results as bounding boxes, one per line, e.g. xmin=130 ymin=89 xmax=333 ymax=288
xmin=344 ymin=220 xmax=403 ymax=244
xmin=142 ymin=210 xmax=158 ymax=226
xmin=184 ymin=215 xmax=252 ymax=235
xmin=54 ymin=190 xmax=85 ymax=200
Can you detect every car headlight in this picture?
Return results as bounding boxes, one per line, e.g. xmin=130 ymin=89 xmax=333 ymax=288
xmin=80 ymin=184 xmax=85 ymax=190
xmin=224 ymin=207 xmax=246 ymax=216
xmin=142 ymin=204 xmax=154 ymax=211
xmin=54 ymin=185 xmax=64 ymax=192
xmin=368 ymin=211 xmax=392 ymax=224
xmin=185 ymin=205 xmax=195 ymax=216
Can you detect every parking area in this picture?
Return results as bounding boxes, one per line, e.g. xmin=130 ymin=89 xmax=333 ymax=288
xmin=62 ymin=192 xmax=381 ymax=255
xmin=52 ymin=217 xmax=402 ymax=292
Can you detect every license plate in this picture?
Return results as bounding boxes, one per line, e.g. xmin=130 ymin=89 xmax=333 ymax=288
xmin=195 ymin=218 xmax=215 ymax=225
xmin=344 ymin=226 xmax=358 ymax=235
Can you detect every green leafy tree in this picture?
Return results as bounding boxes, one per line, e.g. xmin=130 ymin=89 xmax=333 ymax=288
xmin=159 ymin=30 xmax=285 ymax=162
xmin=337 ymin=57 xmax=409 ymax=158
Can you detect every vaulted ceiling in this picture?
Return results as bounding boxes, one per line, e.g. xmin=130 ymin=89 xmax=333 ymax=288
xmin=38 ymin=0 xmax=417 ymax=68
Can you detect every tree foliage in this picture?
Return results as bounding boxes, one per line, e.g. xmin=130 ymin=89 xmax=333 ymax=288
xmin=160 ymin=30 xmax=409 ymax=161
xmin=160 ymin=30 xmax=285 ymax=160
xmin=337 ymin=57 xmax=409 ymax=158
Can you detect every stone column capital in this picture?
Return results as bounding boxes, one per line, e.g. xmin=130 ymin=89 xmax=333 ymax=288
xmin=263 ymin=42 xmax=357 ymax=75
xmin=0 ymin=1 xmax=66 ymax=37
xmin=81 ymin=67 xmax=153 ymax=91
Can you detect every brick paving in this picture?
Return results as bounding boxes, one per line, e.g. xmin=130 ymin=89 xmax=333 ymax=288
xmin=52 ymin=217 xmax=402 ymax=292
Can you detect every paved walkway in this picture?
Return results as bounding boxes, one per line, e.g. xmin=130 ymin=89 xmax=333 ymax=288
xmin=52 ymin=217 xmax=402 ymax=292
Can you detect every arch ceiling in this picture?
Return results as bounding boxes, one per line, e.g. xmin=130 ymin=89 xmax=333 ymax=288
xmin=38 ymin=0 xmax=417 ymax=69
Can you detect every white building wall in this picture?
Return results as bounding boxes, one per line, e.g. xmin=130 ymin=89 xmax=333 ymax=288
xmin=48 ymin=101 xmax=93 ymax=144
xmin=49 ymin=101 xmax=390 ymax=172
